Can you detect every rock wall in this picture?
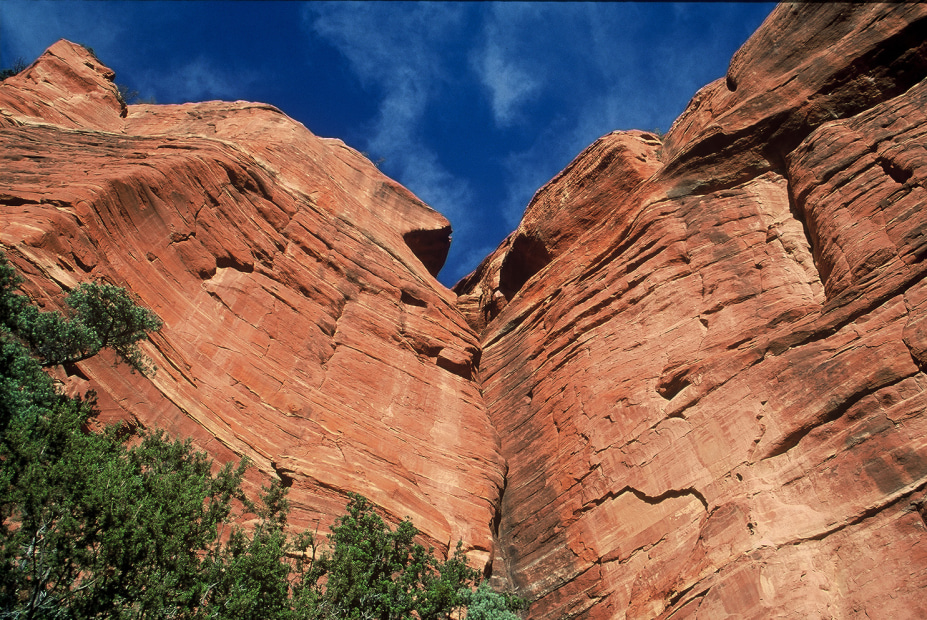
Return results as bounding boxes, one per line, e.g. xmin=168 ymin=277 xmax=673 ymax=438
xmin=457 ymin=3 xmax=927 ymax=618
xmin=3 ymin=3 xmax=927 ymax=618
xmin=0 ymin=40 xmax=505 ymax=568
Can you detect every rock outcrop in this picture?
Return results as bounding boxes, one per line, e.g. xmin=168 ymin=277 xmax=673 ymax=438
xmin=457 ymin=3 xmax=927 ymax=618
xmin=0 ymin=39 xmax=505 ymax=568
xmin=3 ymin=3 xmax=927 ymax=618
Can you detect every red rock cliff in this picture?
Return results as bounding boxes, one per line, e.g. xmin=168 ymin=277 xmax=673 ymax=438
xmin=0 ymin=39 xmax=505 ymax=569
xmin=3 ymin=3 xmax=927 ymax=618
xmin=457 ymin=3 xmax=927 ymax=618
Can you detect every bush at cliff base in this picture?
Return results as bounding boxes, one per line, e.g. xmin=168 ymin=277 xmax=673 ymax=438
xmin=0 ymin=253 xmax=524 ymax=619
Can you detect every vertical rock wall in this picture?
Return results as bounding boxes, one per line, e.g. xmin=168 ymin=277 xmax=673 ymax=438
xmin=458 ymin=3 xmax=927 ymax=617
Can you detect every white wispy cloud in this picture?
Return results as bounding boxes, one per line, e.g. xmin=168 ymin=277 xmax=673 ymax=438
xmin=469 ymin=4 xmax=551 ymax=129
xmin=472 ymin=40 xmax=541 ymax=128
xmin=303 ymin=2 xmax=655 ymax=281
xmin=304 ymin=2 xmax=478 ymax=284
xmin=475 ymin=2 xmax=751 ymax=235
xmin=305 ymin=3 xmax=470 ymax=209
xmin=472 ymin=5 xmax=621 ymax=228
xmin=138 ymin=57 xmax=254 ymax=104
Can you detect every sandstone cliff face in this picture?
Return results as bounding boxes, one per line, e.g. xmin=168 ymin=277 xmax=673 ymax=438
xmin=457 ymin=3 xmax=927 ymax=618
xmin=3 ymin=3 xmax=927 ymax=618
xmin=0 ymin=39 xmax=505 ymax=567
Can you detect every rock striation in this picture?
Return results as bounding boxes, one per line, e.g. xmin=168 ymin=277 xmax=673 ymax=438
xmin=0 ymin=39 xmax=505 ymax=568
xmin=3 ymin=3 xmax=927 ymax=618
xmin=457 ymin=3 xmax=927 ymax=618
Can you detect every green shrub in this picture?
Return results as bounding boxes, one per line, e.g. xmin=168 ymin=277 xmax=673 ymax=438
xmin=0 ymin=252 xmax=523 ymax=618
xmin=293 ymin=493 xmax=482 ymax=619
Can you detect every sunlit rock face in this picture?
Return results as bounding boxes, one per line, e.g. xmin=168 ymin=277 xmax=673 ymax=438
xmin=3 ymin=2 xmax=927 ymax=617
xmin=0 ymin=39 xmax=505 ymax=569
xmin=457 ymin=3 xmax=927 ymax=618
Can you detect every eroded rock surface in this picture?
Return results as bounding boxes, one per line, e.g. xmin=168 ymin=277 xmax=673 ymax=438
xmin=0 ymin=39 xmax=505 ymax=567
xmin=458 ymin=3 xmax=927 ymax=618
xmin=4 ymin=3 xmax=927 ymax=618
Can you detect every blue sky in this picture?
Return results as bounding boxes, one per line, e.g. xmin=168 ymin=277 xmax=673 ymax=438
xmin=1 ymin=2 xmax=775 ymax=286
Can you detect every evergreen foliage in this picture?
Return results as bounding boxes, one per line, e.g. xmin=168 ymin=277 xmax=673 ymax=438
xmin=0 ymin=58 xmax=27 ymax=81
xmin=294 ymin=493 xmax=482 ymax=620
xmin=462 ymin=582 xmax=527 ymax=620
xmin=0 ymin=261 xmax=162 ymax=373
xmin=0 ymin=252 xmax=523 ymax=618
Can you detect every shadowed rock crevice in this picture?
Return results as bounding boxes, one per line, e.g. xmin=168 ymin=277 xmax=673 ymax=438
xmin=498 ymin=233 xmax=552 ymax=300
xmin=219 ymin=159 xmax=274 ymax=202
xmin=435 ymin=346 xmax=480 ymax=381
xmin=915 ymin=493 xmax=927 ymax=528
xmin=399 ymin=290 xmax=427 ymax=307
xmin=579 ymin=485 xmax=709 ymax=516
xmin=402 ymin=226 xmax=451 ymax=278
xmin=878 ymin=156 xmax=914 ymax=185
xmin=784 ymin=170 xmax=821 ymax=263
xmin=271 ymin=461 xmax=295 ymax=488
xmin=902 ymin=277 xmax=927 ymax=373
xmin=667 ymin=582 xmax=712 ymax=614
xmin=656 ymin=366 xmax=694 ymax=401
xmin=628 ymin=485 xmax=709 ymax=512
xmin=0 ymin=195 xmax=33 ymax=207
xmin=214 ymin=255 xmax=255 ymax=274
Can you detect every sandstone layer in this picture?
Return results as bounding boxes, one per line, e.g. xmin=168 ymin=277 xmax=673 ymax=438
xmin=456 ymin=3 xmax=927 ymax=618
xmin=4 ymin=3 xmax=927 ymax=618
xmin=0 ymin=39 xmax=505 ymax=567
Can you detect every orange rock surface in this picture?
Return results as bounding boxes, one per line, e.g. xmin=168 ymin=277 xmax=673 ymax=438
xmin=3 ymin=3 xmax=927 ymax=618
xmin=457 ymin=3 xmax=927 ymax=618
xmin=0 ymin=39 xmax=505 ymax=568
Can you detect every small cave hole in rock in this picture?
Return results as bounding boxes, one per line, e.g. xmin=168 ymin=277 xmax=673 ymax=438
xmin=491 ymin=494 xmax=503 ymax=538
xmin=878 ymin=157 xmax=913 ymax=185
xmin=400 ymin=290 xmax=427 ymax=307
xmin=403 ymin=226 xmax=451 ymax=278
xmin=725 ymin=74 xmax=737 ymax=92
xmin=916 ymin=499 xmax=927 ymax=528
xmin=499 ymin=233 xmax=552 ymax=300
xmin=656 ymin=370 xmax=691 ymax=401
xmin=63 ymin=361 xmax=90 ymax=381
xmin=215 ymin=255 xmax=254 ymax=273
xmin=271 ymin=462 xmax=294 ymax=488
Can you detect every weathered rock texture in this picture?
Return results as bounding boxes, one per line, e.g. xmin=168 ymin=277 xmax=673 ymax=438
xmin=4 ymin=3 xmax=927 ymax=618
xmin=456 ymin=3 xmax=927 ymax=618
xmin=0 ymin=39 xmax=505 ymax=567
